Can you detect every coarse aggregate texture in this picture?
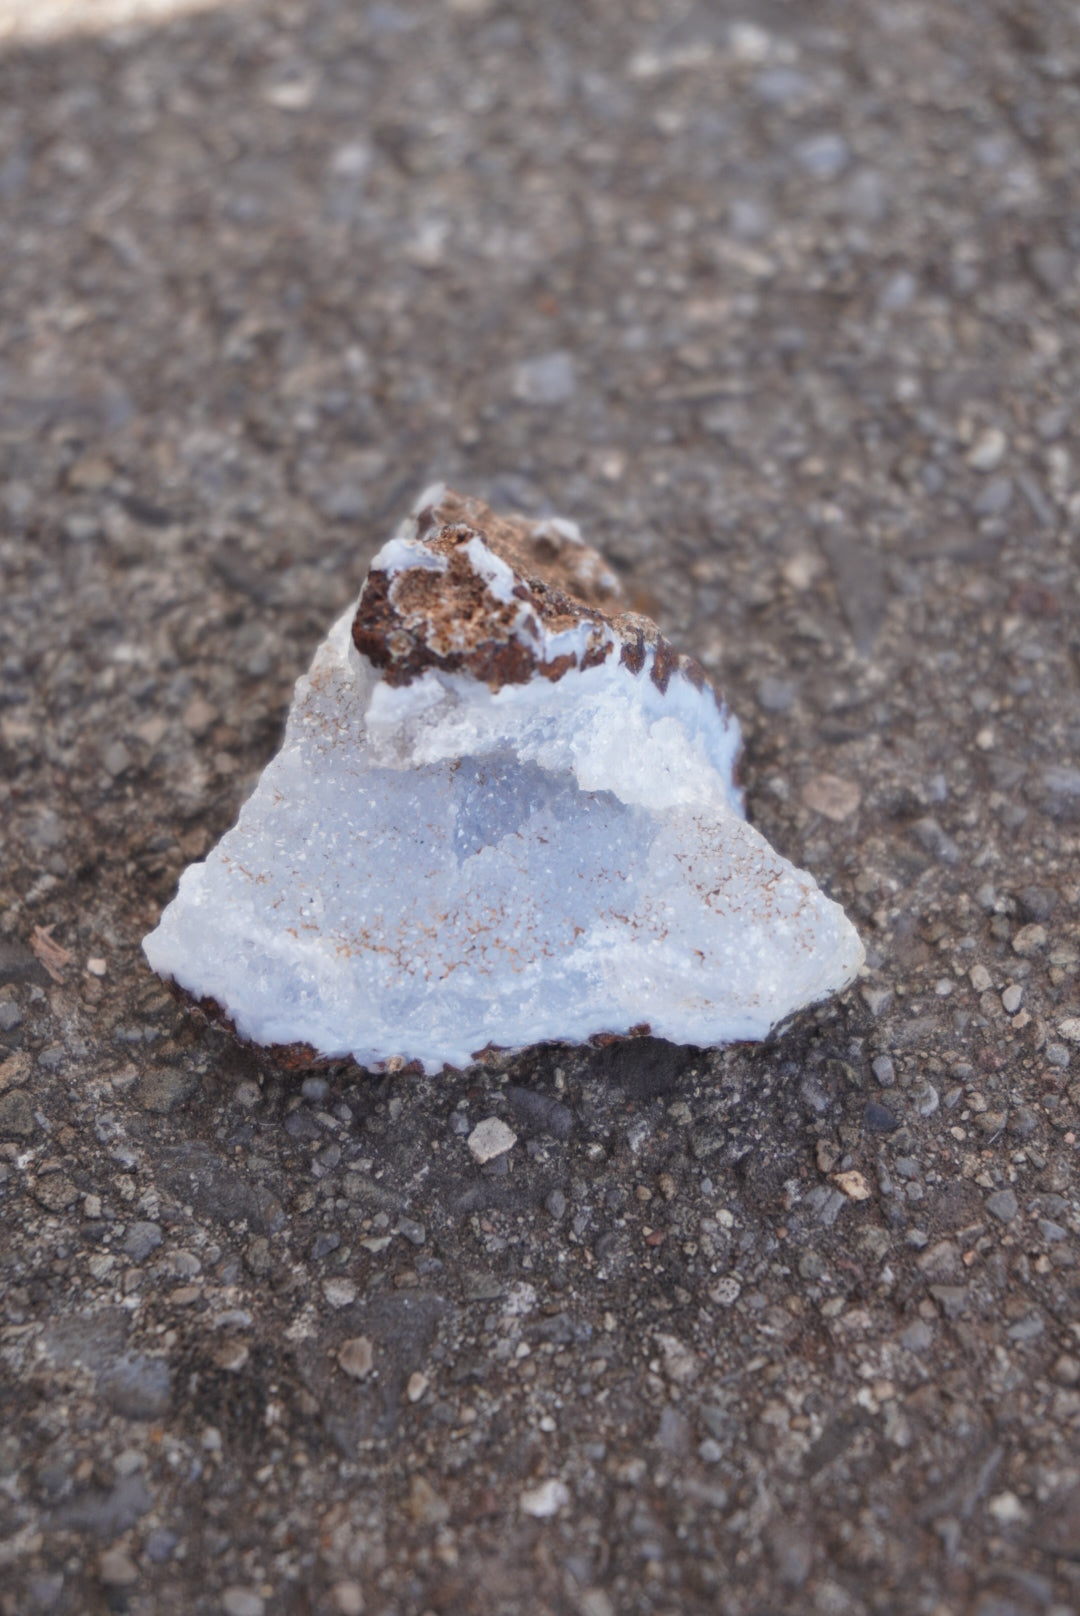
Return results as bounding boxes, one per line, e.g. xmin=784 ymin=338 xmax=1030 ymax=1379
xmin=143 ymin=487 xmax=863 ymax=1068
xmin=1 ymin=2 xmax=1080 ymax=1615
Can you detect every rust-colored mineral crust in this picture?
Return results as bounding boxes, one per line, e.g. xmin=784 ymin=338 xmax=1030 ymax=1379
xmin=351 ymin=487 xmax=708 ymax=697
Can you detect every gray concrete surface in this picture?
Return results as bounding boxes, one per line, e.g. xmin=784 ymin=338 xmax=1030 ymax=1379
xmin=1 ymin=2 xmax=1079 ymax=1613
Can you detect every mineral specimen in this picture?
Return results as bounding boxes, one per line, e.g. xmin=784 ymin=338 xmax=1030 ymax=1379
xmin=143 ymin=486 xmax=863 ymax=1072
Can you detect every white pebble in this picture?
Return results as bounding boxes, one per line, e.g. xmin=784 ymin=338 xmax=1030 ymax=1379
xmin=331 ymin=1583 xmax=364 ymax=1616
xmin=323 ymin=1278 xmax=357 ymax=1309
xmin=222 ymin=1591 xmax=265 ymax=1616
xmin=467 ymin=1117 xmax=517 ymax=1163
xmin=520 ymin=1478 xmax=570 ymax=1518
xmin=709 ymin=1275 xmax=741 ymax=1307
xmin=967 ymin=427 xmax=1007 ymax=472
xmin=987 ymin=1491 xmax=1026 ymax=1525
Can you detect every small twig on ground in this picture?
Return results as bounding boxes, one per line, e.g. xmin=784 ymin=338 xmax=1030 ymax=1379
xmin=31 ymin=924 xmax=73 ymax=984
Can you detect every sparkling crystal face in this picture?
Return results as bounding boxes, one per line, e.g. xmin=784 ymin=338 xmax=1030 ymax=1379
xmin=143 ymin=492 xmax=863 ymax=1072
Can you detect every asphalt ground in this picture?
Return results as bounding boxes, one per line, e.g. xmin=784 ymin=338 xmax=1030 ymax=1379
xmin=1 ymin=2 xmax=1079 ymax=1613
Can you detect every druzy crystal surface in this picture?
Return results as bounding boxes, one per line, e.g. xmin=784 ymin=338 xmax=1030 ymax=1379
xmin=143 ymin=487 xmax=864 ymax=1072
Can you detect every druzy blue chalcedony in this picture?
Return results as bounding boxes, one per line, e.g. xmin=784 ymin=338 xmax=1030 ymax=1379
xmin=143 ymin=486 xmax=864 ymax=1072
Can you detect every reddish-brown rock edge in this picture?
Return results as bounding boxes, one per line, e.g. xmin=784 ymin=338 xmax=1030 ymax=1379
xmin=169 ymin=981 xmax=660 ymax=1075
xmin=351 ymin=487 xmax=716 ymax=700
xmin=165 ymin=981 xmax=332 ymax=1073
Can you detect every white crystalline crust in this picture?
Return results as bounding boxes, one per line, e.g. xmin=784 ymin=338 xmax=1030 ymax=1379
xmin=143 ymin=550 xmax=865 ymax=1073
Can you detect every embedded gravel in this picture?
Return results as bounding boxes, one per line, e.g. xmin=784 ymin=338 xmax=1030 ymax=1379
xmin=2 ymin=2 xmax=1080 ymax=1614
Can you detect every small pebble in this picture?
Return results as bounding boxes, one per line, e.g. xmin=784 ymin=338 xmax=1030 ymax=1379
xmin=520 ymin=1478 xmax=570 ymax=1518
xmin=99 ymin=1547 xmax=139 ymax=1586
xmin=0 ymin=1089 xmax=45 ymax=1136
xmin=967 ymin=426 xmax=1007 ymax=471
xmin=912 ymin=1082 xmax=939 ymax=1118
xmin=802 ymin=773 xmax=860 ymax=821
xmin=408 ymin=1475 xmax=449 ymax=1526
xmin=753 ymin=66 xmax=811 ymax=108
xmin=397 ymin=1216 xmax=426 ymax=1246
xmin=930 ymin=1285 xmax=969 ymax=1319
xmin=864 ymin=1101 xmax=898 ymax=1132
xmin=513 ymin=352 xmax=575 ymax=406
xmin=123 ymin=1221 xmax=163 ymax=1262
xmin=862 ymin=985 xmax=893 ymax=1016
xmin=793 ymin=132 xmax=849 ymax=180
xmin=138 ymin=1066 xmax=199 ymax=1115
xmin=1029 ymin=245 xmax=1072 ymax=291
xmin=871 ymin=1055 xmax=895 ymax=1088
xmin=987 ymin=1491 xmax=1026 ymax=1525
xmin=467 ymin=1116 xmax=517 ymax=1163
xmin=103 ymin=740 xmax=131 ymax=778
xmin=878 ymin=269 xmax=917 ymax=312
xmin=709 ymin=1275 xmax=741 ymax=1307
xmin=756 ymin=677 xmax=794 ymax=714
xmin=1002 ymin=983 xmax=1023 ymax=1014
xmin=1036 ymin=406 xmax=1069 ymax=441
xmin=222 ymin=1592 xmax=265 ymax=1616
xmin=832 ymin=1170 xmax=871 ymax=1201
xmin=910 ymin=816 xmax=959 ymax=864
xmin=730 ymin=197 xmax=772 ymax=240
xmin=1012 ymin=923 xmax=1047 ymax=957
xmin=1053 ymin=1354 xmax=1080 ymax=1387
xmin=215 ymin=1340 xmax=249 ymax=1373
xmin=338 ymin=1336 xmax=374 ymax=1379
xmin=972 ymin=475 xmax=1012 ymax=516
xmin=144 ymin=1529 xmax=178 ymax=1564
xmin=986 ymin=1188 xmax=1018 ymax=1223
xmin=323 ymin=1278 xmax=357 ymax=1309
xmin=328 ymin=141 xmax=372 ymax=178
xmin=843 ymin=166 xmax=887 ymax=222
xmin=182 ymin=695 xmax=217 ymax=735
xmin=332 ymin=1583 xmax=364 ymax=1616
